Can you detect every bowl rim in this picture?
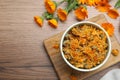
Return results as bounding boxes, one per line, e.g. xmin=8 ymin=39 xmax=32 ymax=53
xmin=60 ymin=21 xmax=111 ymax=72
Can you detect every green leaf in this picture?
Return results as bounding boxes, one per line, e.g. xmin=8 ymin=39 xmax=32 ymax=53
xmin=43 ymin=12 xmax=54 ymax=20
xmin=57 ymin=0 xmax=65 ymax=6
xmin=53 ymin=1 xmax=57 ymax=7
xmin=115 ymin=0 xmax=120 ymax=8
xmin=67 ymin=0 xmax=74 ymax=8
xmin=67 ymin=0 xmax=77 ymax=12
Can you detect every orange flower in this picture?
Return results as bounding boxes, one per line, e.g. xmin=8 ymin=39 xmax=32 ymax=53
xmin=101 ymin=22 xmax=114 ymax=36
xmin=74 ymin=6 xmax=88 ymax=20
xmin=48 ymin=19 xmax=58 ymax=28
xmin=77 ymin=0 xmax=87 ymax=4
xmin=107 ymin=9 xmax=119 ymax=19
xmin=70 ymin=75 xmax=77 ymax=80
xmin=34 ymin=16 xmax=43 ymax=27
xmin=94 ymin=0 xmax=101 ymax=5
xmin=53 ymin=44 xmax=59 ymax=49
xmin=57 ymin=8 xmax=68 ymax=21
xmin=87 ymin=0 xmax=96 ymax=6
xmin=44 ymin=0 xmax=56 ymax=14
xmin=102 ymin=0 xmax=108 ymax=3
xmin=96 ymin=1 xmax=111 ymax=12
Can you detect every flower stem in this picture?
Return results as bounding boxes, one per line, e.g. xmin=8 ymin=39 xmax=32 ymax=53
xmin=57 ymin=0 xmax=65 ymax=6
xmin=66 ymin=0 xmax=77 ymax=12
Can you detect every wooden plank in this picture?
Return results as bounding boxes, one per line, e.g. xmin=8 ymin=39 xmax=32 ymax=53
xmin=44 ymin=14 xmax=120 ymax=80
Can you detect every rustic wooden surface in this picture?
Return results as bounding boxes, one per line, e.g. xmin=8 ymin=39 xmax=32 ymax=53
xmin=44 ymin=14 xmax=120 ymax=80
xmin=0 ymin=0 xmax=120 ymax=80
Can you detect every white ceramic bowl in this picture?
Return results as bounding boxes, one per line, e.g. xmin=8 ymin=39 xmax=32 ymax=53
xmin=60 ymin=21 xmax=111 ymax=72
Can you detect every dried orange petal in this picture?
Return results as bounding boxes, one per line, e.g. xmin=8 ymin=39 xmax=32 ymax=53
xmin=96 ymin=1 xmax=111 ymax=12
xmin=101 ymin=22 xmax=114 ymax=36
xmin=107 ymin=9 xmax=119 ymax=19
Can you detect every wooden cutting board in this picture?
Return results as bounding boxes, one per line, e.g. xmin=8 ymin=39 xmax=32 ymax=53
xmin=44 ymin=14 xmax=120 ymax=80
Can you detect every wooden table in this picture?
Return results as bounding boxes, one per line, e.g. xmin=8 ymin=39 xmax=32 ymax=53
xmin=0 ymin=0 xmax=120 ymax=80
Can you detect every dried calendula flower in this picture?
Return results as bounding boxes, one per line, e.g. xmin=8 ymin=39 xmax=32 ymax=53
xmin=70 ymin=75 xmax=78 ymax=80
xmin=57 ymin=8 xmax=68 ymax=21
xmin=44 ymin=0 xmax=57 ymax=14
xmin=48 ymin=18 xmax=58 ymax=28
xmin=74 ymin=6 xmax=88 ymax=20
xmin=96 ymin=1 xmax=111 ymax=12
xmin=112 ymin=49 xmax=119 ymax=56
xmin=53 ymin=44 xmax=59 ymax=49
xmin=101 ymin=22 xmax=114 ymax=36
xmin=107 ymin=9 xmax=119 ymax=19
xmin=34 ymin=16 xmax=44 ymax=27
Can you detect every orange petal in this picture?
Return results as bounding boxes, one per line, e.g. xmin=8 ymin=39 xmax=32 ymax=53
xmin=53 ymin=44 xmax=59 ymax=49
xmin=96 ymin=1 xmax=111 ymax=12
xmin=70 ymin=75 xmax=77 ymax=80
xmin=102 ymin=0 xmax=108 ymax=3
xmin=93 ymin=0 xmax=101 ymax=5
xmin=78 ymin=0 xmax=87 ymax=4
xmin=101 ymin=22 xmax=114 ymax=36
xmin=107 ymin=9 xmax=119 ymax=19
xmin=87 ymin=0 xmax=96 ymax=6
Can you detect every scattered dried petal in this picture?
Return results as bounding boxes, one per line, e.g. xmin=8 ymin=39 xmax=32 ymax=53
xmin=101 ymin=22 xmax=114 ymax=36
xmin=107 ymin=9 xmax=119 ymax=19
xmin=53 ymin=44 xmax=59 ymax=49
xmin=112 ymin=49 xmax=119 ymax=56
xmin=70 ymin=75 xmax=78 ymax=80
xmin=96 ymin=1 xmax=111 ymax=12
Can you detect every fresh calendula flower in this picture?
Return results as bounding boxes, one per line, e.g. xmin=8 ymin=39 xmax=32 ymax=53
xmin=101 ymin=22 xmax=114 ymax=36
xmin=94 ymin=0 xmax=101 ymax=5
xmin=96 ymin=1 xmax=111 ymax=12
xmin=102 ymin=0 xmax=108 ymax=3
xmin=87 ymin=0 xmax=97 ymax=6
xmin=44 ymin=0 xmax=57 ymax=14
xmin=74 ymin=6 xmax=88 ymax=20
xmin=48 ymin=18 xmax=58 ymax=28
xmin=34 ymin=16 xmax=43 ymax=27
xmin=107 ymin=9 xmax=119 ymax=19
xmin=57 ymin=8 xmax=68 ymax=21
xmin=77 ymin=0 xmax=87 ymax=4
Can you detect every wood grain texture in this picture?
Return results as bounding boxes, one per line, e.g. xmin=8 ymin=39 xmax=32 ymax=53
xmin=44 ymin=14 xmax=120 ymax=80
xmin=0 ymin=0 xmax=58 ymax=80
xmin=0 ymin=0 xmax=120 ymax=80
